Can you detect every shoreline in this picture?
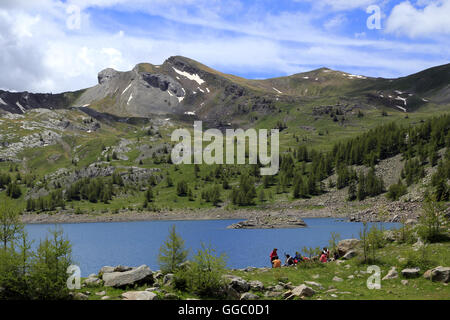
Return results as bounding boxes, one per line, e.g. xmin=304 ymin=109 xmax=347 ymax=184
xmin=20 ymin=207 xmax=339 ymax=225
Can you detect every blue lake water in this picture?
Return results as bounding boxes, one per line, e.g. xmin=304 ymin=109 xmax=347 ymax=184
xmin=25 ymin=218 xmax=400 ymax=276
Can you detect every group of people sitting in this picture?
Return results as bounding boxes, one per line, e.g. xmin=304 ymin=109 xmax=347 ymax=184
xmin=270 ymin=247 xmax=336 ymax=268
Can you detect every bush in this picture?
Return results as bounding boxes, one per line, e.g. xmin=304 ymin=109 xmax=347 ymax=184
xmin=386 ymin=180 xmax=407 ymax=201
xmin=177 ymin=243 xmax=227 ymax=298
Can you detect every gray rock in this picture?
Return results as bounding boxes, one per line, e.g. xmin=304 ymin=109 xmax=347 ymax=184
xmin=291 ymin=284 xmax=316 ymax=297
xmin=382 ymin=267 xmax=398 ymax=280
xmin=304 ymin=281 xmax=324 ymax=290
xmin=103 ymin=265 xmax=153 ymax=288
xmin=223 ymin=275 xmax=250 ymax=293
xmin=337 ymin=239 xmax=360 ymax=256
xmin=423 ymin=266 xmax=450 ymax=283
xmin=84 ymin=277 xmax=101 ymax=286
xmin=240 ymin=292 xmax=259 ymax=300
xmin=99 ymin=266 xmax=115 ymax=274
xmin=332 ymin=276 xmax=343 ymax=282
xmin=121 ymin=291 xmax=158 ymax=300
xmin=401 ymin=268 xmax=421 ymax=278
xmin=249 ymin=280 xmax=264 ymax=291
xmin=342 ymin=250 xmax=357 ymax=260
xmin=264 ymin=291 xmax=283 ymax=298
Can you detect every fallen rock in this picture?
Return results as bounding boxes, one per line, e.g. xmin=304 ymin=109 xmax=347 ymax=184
xmin=121 ymin=291 xmax=159 ymax=300
xmin=423 ymin=266 xmax=450 ymax=283
xmin=84 ymin=277 xmax=102 ymax=286
xmin=240 ymin=292 xmax=259 ymax=300
xmin=304 ymin=281 xmax=324 ymax=290
xmin=332 ymin=276 xmax=343 ymax=282
xmin=291 ymin=284 xmax=316 ymax=297
xmin=337 ymin=239 xmax=360 ymax=256
xmin=401 ymin=268 xmax=421 ymax=278
xmin=249 ymin=280 xmax=264 ymax=292
xmin=99 ymin=266 xmax=115 ymax=274
xmin=342 ymin=250 xmax=357 ymax=260
xmin=103 ymin=265 xmax=154 ymax=288
xmin=382 ymin=267 xmax=398 ymax=280
xmin=223 ymin=275 xmax=250 ymax=293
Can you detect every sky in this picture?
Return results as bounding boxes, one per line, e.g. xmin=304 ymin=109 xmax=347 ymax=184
xmin=0 ymin=0 xmax=449 ymax=93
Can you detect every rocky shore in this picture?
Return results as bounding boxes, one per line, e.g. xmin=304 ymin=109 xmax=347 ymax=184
xmin=20 ymin=200 xmax=428 ymax=225
xmin=227 ymin=214 xmax=307 ymax=229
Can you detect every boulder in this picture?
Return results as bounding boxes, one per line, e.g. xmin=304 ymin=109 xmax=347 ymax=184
xmin=304 ymin=281 xmax=324 ymax=290
xmin=423 ymin=266 xmax=450 ymax=283
xmin=223 ymin=285 xmax=240 ymax=300
xmin=103 ymin=265 xmax=154 ymax=288
xmin=264 ymin=291 xmax=283 ymax=298
xmin=114 ymin=265 xmax=133 ymax=272
xmin=332 ymin=276 xmax=343 ymax=282
xmin=223 ymin=275 xmax=250 ymax=293
xmin=291 ymin=284 xmax=315 ymax=298
xmin=84 ymin=277 xmax=102 ymax=286
xmin=337 ymin=239 xmax=360 ymax=256
xmin=99 ymin=266 xmax=115 ymax=274
xmin=382 ymin=267 xmax=398 ymax=280
xmin=240 ymin=292 xmax=259 ymax=300
xmin=121 ymin=291 xmax=159 ymax=300
xmin=401 ymin=268 xmax=421 ymax=278
xmin=342 ymin=250 xmax=357 ymax=260
xmin=249 ymin=280 xmax=264 ymax=292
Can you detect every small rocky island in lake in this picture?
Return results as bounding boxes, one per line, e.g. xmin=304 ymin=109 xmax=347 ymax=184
xmin=227 ymin=214 xmax=307 ymax=229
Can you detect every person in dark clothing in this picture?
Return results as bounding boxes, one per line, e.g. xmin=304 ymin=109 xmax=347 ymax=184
xmin=284 ymin=254 xmax=295 ymax=266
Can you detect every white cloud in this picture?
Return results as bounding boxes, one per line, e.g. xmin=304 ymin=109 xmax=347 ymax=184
xmin=386 ymin=0 xmax=450 ymax=38
xmin=0 ymin=0 xmax=447 ymax=94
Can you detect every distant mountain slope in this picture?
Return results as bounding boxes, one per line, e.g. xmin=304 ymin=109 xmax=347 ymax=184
xmin=0 ymin=57 xmax=448 ymax=120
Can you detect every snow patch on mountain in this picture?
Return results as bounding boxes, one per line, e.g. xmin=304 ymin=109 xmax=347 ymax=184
xmin=172 ymin=67 xmax=205 ymax=85
xmin=272 ymin=87 xmax=282 ymax=94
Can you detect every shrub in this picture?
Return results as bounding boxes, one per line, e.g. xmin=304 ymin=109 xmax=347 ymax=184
xmin=386 ymin=180 xmax=407 ymax=201
xmin=179 ymin=243 xmax=227 ymax=298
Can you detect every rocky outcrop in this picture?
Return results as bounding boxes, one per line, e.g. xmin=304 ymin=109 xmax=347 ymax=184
xmin=337 ymin=239 xmax=360 ymax=256
xmin=423 ymin=266 xmax=450 ymax=283
xmin=102 ymin=265 xmax=154 ymax=288
xmin=228 ymin=214 xmax=307 ymax=229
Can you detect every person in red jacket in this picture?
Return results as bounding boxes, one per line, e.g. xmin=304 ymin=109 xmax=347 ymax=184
xmin=319 ymin=253 xmax=328 ymax=263
xmin=270 ymin=248 xmax=279 ymax=266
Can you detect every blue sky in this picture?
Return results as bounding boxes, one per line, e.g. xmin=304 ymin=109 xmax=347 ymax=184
xmin=0 ymin=0 xmax=449 ymax=92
